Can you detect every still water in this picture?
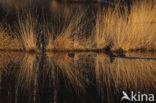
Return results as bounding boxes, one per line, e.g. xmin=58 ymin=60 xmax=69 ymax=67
xmin=0 ymin=52 xmax=155 ymax=103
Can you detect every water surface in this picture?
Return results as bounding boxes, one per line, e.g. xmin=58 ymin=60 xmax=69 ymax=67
xmin=0 ymin=52 xmax=156 ymax=103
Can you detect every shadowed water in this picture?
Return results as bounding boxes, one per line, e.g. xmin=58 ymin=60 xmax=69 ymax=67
xmin=0 ymin=52 xmax=155 ymax=103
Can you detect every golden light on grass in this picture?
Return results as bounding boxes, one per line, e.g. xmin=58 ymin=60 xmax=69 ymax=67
xmin=0 ymin=26 xmax=23 ymax=51
xmin=47 ymin=7 xmax=87 ymax=51
xmin=18 ymin=14 xmax=38 ymax=52
xmin=95 ymin=0 xmax=156 ymax=51
xmin=95 ymin=7 xmax=116 ymax=50
xmin=111 ymin=0 xmax=156 ymax=51
xmin=46 ymin=33 xmax=54 ymax=51
xmin=0 ymin=0 xmax=156 ymax=52
xmin=52 ymin=30 xmax=74 ymax=50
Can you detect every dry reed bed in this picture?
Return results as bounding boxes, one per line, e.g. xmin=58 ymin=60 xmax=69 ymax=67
xmin=95 ymin=0 xmax=156 ymax=51
xmin=17 ymin=14 xmax=38 ymax=52
xmin=0 ymin=12 xmax=39 ymax=52
xmin=46 ymin=6 xmax=91 ymax=51
xmin=0 ymin=26 xmax=23 ymax=51
xmin=0 ymin=0 xmax=156 ymax=52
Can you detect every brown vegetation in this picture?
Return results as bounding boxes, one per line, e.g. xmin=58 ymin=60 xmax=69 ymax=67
xmin=17 ymin=14 xmax=38 ymax=52
xmin=0 ymin=26 xmax=22 ymax=51
xmin=0 ymin=0 xmax=156 ymax=52
xmin=95 ymin=0 xmax=156 ymax=51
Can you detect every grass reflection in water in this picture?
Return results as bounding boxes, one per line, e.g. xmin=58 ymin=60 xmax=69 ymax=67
xmin=0 ymin=52 xmax=155 ymax=103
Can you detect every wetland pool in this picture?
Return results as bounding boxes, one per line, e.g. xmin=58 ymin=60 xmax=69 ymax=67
xmin=0 ymin=52 xmax=155 ymax=103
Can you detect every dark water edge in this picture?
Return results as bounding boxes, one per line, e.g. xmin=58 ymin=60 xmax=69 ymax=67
xmin=0 ymin=51 xmax=156 ymax=103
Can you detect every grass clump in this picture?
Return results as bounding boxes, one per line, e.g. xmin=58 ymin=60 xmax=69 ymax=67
xmin=0 ymin=0 xmax=156 ymax=52
xmin=0 ymin=26 xmax=22 ymax=51
xmin=17 ymin=14 xmax=38 ymax=52
xmin=95 ymin=0 xmax=156 ymax=52
xmin=46 ymin=7 xmax=89 ymax=51
xmin=111 ymin=0 xmax=156 ymax=51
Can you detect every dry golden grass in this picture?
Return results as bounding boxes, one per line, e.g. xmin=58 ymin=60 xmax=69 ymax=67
xmin=111 ymin=0 xmax=156 ymax=51
xmin=48 ymin=0 xmax=156 ymax=51
xmin=48 ymin=31 xmax=74 ymax=50
xmin=95 ymin=0 xmax=156 ymax=51
xmin=0 ymin=18 xmax=38 ymax=52
xmin=95 ymin=8 xmax=115 ymax=49
xmin=0 ymin=0 xmax=156 ymax=52
xmin=47 ymin=7 xmax=88 ymax=51
xmin=0 ymin=26 xmax=23 ymax=51
xmin=18 ymin=14 xmax=38 ymax=52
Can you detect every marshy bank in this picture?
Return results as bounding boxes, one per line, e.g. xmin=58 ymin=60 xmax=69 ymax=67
xmin=0 ymin=0 xmax=156 ymax=53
